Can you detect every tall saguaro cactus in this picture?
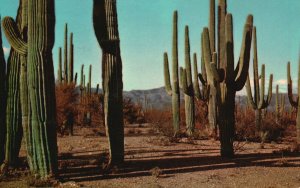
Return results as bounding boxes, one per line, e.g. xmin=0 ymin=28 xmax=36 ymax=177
xmin=163 ymin=11 xmax=180 ymax=135
xmin=93 ymin=0 xmax=124 ymax=166
xmin=5 ymin=7 xmax=23 ymax=166
xmin=245 ymin=27 xmax=273 ymax=134
xmin=202 ymin=0 xmax=253 ymax=157
xmin=2 ymin=0 xmax=58 ymax=177
xmin=0 ymin=16 xmax=6 ymax=164
xmin=180 ymin=26 xmax=195 ymax=135
xmin=287 ymin=58 xmax=300 ymax=144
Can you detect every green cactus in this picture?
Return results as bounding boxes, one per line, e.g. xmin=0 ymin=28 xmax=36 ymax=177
xmin=93 ymin=0 xmax=124 ymax=166
xmin=287 ymin=58 xmax=300 ymax=144
xmin=0 ymin=16 xmax=7 ymax=164
xmin=4 ymin=8 xmax=23 ymax=166
xmin=202 ymin=0 xmax=253 ymax=157
xmin=64 ymin=23 xmax=68 ymax=83
xmin=88 ymin=64 xmax=92 ymax=96
xmin=57 ymin=47 xmax=62 ymax=83
xmin=245 ymin=27 xmax=273 ymax=135
xmin=275 ymin=85 xmax=283 ymax=123
xmin=180 ymin=26 xmax=195 ymax=136
xmin=163 ymin=11 xmax=180 ymax=135
xmin=2 ymin=0 xmax=58 ymax=177
xmin=200 ymin=4 xmax=219 ymax=134
xmin=68 ymin=32 xmax=74 ymax=83
xmin=74 ymin=72 xmax=78 ymax=85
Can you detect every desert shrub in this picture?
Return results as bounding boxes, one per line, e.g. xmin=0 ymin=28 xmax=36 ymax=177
xmin=77 ymin=93 xmax=103 ymax=127
xmin=56 ymin=83 xmax=78 ymax=135
xmin=146 ymin=108 xmax=173 ymax=137
xmin=123 ymin=97 xmax=145 ymax=125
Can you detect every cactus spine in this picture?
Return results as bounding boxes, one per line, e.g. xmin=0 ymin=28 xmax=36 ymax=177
xmin=287 ymin=58 xmax=300 ymax=144
xmin=245 ymin=27 xmax=273 ymax=134
xmin=0 ymin=16 xmax=6 ymax=164
xmin=88 ymin=64 xmax=92 ymax=96
xmin=202 ymin=0 xmax=253 ymax=157
xmin=2 ymin=0 xmax=58 ymax=177
xmin=93 ymin=0 xmax=124 ymax=166
xmin=163 ymin=11 xmax=180 ymax=135
xmin=275 ymin=85 xmax=285 ymax=123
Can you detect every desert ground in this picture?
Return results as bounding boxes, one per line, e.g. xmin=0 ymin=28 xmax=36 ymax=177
xmin=0 ymin=124 xmax=300 ymax=188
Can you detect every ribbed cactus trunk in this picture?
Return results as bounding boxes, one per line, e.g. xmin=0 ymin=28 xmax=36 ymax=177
xmin=68 ymin=33 xmax=74 ymax=83
xmin=2 ymin=0 xmax=58 ymax=177
xmin=287 ymin=60 xmax=300 ymax=144
xmin=0 ymin=16 xmax=6 ymax=164
xmin=64 ymin=23 xmax=68 ymax=84
xmin=183 ymin=26 xmax=195 ymax=136
xmin=57 ymin=47 xmax=62 ymax=83
xmin=163 ymin=11 xmax=180 ymax=135
xmin=93 ymin=0 xmax=124 ymax=165
xmin=5 ymin=7 xmax=23 ymax=165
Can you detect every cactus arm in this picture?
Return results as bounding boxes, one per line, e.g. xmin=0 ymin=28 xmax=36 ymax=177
xmin=264 ymin=74 xmax=273 ymax=108
xmin=257 ymin=64 xmax=265 ymax=109
xmin=2 ymin=17 xmax=27 ymax=56
xmin=180 ymin=67 xmax=188 ymax=94
xmin=287 ymin=62 xmax=298 ymax=107
xmin=198 ymin=73 xmax=206 ymax=86
xmin=217 ymin=0 xmax=227 ymax=68
xmin=163 ymin=53 xmax=172 ymax=96
xmin=202 ymin=28 xmax=220 ymax=82
xmin=245 ymin=75 xmax=257 ymax=109
xmin=234 ymin=15 xmax=253 ymax=91
xmin=209 ymin=0 xmax=215 ymax=54
xmin=193 ymin=53 xmax=201 ymax=99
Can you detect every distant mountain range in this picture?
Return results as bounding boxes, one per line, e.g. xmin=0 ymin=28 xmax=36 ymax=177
xmin=123 ymin=86 xmax=292 ymax=111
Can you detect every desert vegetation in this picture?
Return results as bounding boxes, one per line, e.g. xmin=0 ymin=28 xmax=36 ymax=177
xmin=0 ymin=0 xmax=299 ymax=187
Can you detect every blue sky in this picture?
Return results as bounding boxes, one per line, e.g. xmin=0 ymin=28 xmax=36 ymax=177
xmin=0 ymin=0 xmax=299 ymax=92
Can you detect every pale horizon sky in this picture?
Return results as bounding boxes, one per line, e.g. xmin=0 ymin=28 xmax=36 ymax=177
xmin=0 ymin=0 xmax=299 ymax=92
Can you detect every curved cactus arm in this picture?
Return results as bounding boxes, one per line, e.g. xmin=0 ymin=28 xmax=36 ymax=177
xmin=287 ymin=62 xmax=298 ymax=107
xmin=193 ymin=53 xmax=202 ymax=100
xmin=180 ymin=67 xmax=188 ymax=94
xmin=245 ymin=75 xmax=258 ymax=109
xmin=202 ymin=28 xmax=220 ymax=83
xmin=263 ymin=74 xmax=273 ymax=108
xmin=2 ymin=17 xmax=27 ymax=56
xmin=164 ymin=52 xmax=172 ymax=96
xmin=198 ymin=73 xmax=206 ymax=86
xmin=234 ymin=15 xmax=253 ymax=91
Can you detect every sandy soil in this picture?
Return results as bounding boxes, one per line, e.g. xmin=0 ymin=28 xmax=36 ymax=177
xmin=1 ymin=124 xmax=300 ymax=188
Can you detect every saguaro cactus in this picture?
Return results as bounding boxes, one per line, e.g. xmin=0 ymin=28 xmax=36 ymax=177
xmin=5 ymin=7 xmax=23 ymax=166
xmin=275 ymin=85 xmax=285 ymax=123
xmin=245 ymin=27 xmax=273 ymax=134
xmin=287 ymin=59 xmax=300 ymax=144
xmin=3 ymin=0 xmax=58 ymax=177
xmin=180 ymin=26 xmax=195 ymax=136
xmin=163 ymin=11 xmax=180 ymax=135
xmin=0 ymin=16 xmax=6 ymax=164
xmin=57 ymin=47 xmax=62 ymax=83
xmin=64 ymin=23 xmax=68 ymax=83
xmin=202 ymin=0 xmax=253 ymax=157
xmin=58 ymin=24 xmax=74 ymax=84
xmin=93 ymin=0 xmax=124 ymax=166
